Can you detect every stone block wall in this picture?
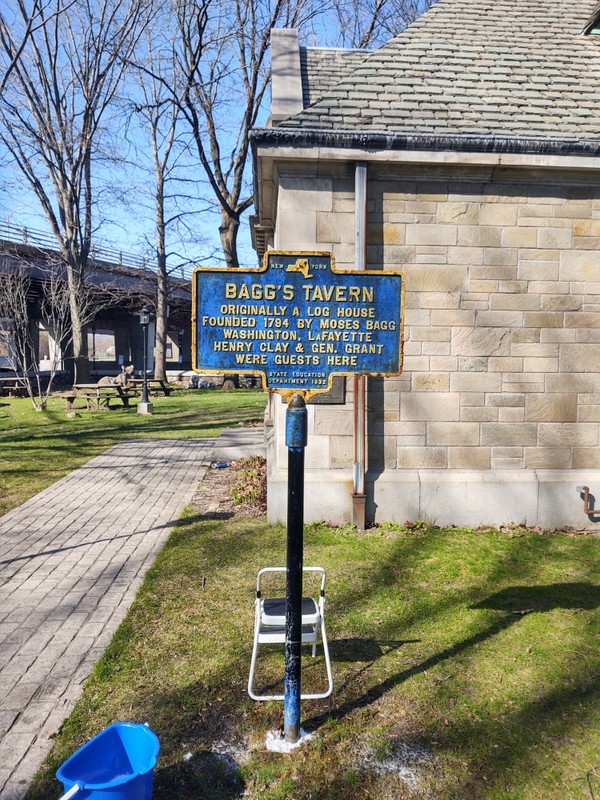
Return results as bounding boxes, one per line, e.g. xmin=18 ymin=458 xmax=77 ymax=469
xmin=267 ymin=161 xmax=600 ymax=528
xmin=368 ymin=164 xmax=600 ymax=475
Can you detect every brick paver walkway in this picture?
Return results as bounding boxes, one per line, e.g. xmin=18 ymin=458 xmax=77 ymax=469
xmin=0 ymin=439 xmax=214 ymax=799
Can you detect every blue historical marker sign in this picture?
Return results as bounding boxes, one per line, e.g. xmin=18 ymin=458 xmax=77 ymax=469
xmin=193 ymin=251 xmax=403 ymax=397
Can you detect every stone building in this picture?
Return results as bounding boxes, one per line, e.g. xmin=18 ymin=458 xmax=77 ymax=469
xmin=250 ymin=0 xmax=600 ymax=529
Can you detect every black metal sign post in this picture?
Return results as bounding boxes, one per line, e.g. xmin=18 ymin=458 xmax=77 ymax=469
xmin=193 ymin=251 xmax=404 ymax=746
xmin=284 ymin=394 xmax=307 ymax=742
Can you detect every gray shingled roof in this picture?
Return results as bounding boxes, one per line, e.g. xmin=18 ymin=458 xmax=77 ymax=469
xmin=279 ymin=0 xmax=600 ymax=142
xmin=300 ymin=47 xmax=369 ymax=107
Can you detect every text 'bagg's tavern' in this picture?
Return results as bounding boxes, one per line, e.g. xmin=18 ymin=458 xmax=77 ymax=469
xmin=193 ymin=253 xmax=403 ymax=395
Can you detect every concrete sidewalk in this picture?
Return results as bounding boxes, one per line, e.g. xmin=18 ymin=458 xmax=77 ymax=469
xmin=211 ymin=426 xmax=266 ymax=461
xmin=0 ymin=431 xmax=263 ymax=799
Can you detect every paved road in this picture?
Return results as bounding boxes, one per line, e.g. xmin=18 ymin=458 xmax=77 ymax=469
xmin=0 ymin=438 xmax=217 ymax=799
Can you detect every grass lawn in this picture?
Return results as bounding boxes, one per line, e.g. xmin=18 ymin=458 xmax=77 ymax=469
xmin=0 ymin=389 xmax=267 ymax=515
xmin=26 ymin=510 xmax=600 ymax=800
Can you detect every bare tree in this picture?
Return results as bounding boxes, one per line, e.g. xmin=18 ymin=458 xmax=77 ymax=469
xmin=326 ymin=0 xmax=437 ymax=47
xmin=0 ymin=0 xmax=77 ymax=96
xmin=0 ymin=0 xmax=151 ymax=382
xmin=0 ymin=268 xmax=54 ymax=409
xmin=0 ymin=253 xmax=132 ymax=408
xmin=171 ymin=0 xmax=321 ymax=268
xmin=159 ymin=0 xmax=431 ymax=268
xmin=127 ymin=21 xmax=190 ymax=381
xmin=146 ymin=103 xmax=174 ymax=382
xmin=1 ymin=265 xmax=69 ymax=409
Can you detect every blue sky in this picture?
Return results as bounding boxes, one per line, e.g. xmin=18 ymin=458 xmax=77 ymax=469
xmin=0 ymin=156 xmax=259 ymax=275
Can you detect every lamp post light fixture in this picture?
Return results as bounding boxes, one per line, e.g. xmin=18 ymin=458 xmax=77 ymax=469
xmin=137 ymin=306 xmax=153 ymax=415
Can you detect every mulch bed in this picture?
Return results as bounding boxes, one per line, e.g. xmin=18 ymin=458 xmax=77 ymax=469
xmin=191 ymin=460 xmax=266 ymax=520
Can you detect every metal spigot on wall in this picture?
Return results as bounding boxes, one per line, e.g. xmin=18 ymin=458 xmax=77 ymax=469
xmin=576 ymin=486 xmax=600 ymax=518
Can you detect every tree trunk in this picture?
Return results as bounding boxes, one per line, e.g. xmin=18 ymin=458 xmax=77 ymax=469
xmin=71 ymin=311 xmax=90 ymax=384
xmin=154 ymin=175 xmax=168 ymax=381
xmin=66 ymin=257 xmax=90 ymax=384
xmin=154 ymin=270 xmax=168 ymax=381
xmin=220 ymin=211 xmax=240 ymax=269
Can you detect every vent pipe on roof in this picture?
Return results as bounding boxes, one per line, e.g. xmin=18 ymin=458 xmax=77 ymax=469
xmin=352 ymin=161 xmax=368 ymax=529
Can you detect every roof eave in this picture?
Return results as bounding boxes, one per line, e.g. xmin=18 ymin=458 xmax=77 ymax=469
xmin=250 ymin=127 xmax=600 ymax=158
xmin=250 ymin=126 xmax=600 ymax=259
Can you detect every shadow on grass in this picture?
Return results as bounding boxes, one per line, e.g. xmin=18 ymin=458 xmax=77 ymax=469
xmin=22 ymin=517 xmax=600 ymax=800
xmin=176 ymin=512 xmax=236 ymax=525
xmin=471 ymin=582 xmax=600 ymax=612
xmin=329 ymin=638 xmax=419 ymax=662
xmin=249 ymin=639 xmax=417 ymax=700
xmin=121 ymin=581 xmax=599 ymax=800
xmin=306 ymin=582 xmax=600 ymax=732
xmin=305 ymin=583 xmax=600 ymax=798
xmin=120 ymin=682 xmax=252 ymax=800
xmin=431 ymin=652 xmax=600 ymax=799
xmin=440 ymin=676 xmax=600 ymax=799
xmin=154 ymin=755 xmax=245 ymax=800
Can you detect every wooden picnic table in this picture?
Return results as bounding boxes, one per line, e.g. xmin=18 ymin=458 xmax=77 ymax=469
xmin=0 ymin=375 xmax=28 ymax=397
xmin=129 ymin=378 xmax=177 ymax=396
xmin=61 ymin=384 xmax=137 ymax=411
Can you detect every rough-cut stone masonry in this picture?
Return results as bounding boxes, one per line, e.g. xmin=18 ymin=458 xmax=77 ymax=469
xmin=266 ymin=162 xmax=600 ymax=528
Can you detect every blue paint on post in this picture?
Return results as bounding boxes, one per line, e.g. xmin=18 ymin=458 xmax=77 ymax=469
xmin=283 ymin=665 xmax=301 ymax=738
xmin=286 ymin=395 xmax=308 ymax=449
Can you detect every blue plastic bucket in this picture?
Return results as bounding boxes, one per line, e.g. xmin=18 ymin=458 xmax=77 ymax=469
xmin=56 ymin=722 xmax=160 ymax=800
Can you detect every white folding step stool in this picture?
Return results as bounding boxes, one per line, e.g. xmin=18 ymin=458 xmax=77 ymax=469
xmin=248 ymin=566 xmax=333 ymax=701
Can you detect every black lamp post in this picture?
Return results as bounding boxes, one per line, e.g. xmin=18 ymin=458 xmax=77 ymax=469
xmin=178 ymin=328 xmax=184 ymax=366
xmin=137 ymin=306 xmax=153 ymax=415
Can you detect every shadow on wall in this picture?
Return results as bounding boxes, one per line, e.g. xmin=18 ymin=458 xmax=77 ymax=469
xmin=366 ymin=375 xmax=386 ymax=526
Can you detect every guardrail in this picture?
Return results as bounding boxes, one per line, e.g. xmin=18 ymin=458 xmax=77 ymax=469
xmin=0 ymin=221 xmax=193 ymax=278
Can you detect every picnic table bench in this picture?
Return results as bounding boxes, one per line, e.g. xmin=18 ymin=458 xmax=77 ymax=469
xmin=0 ymin=376 xmax=28 ymax=397
xmin=130 ymin=378 xmax=179 ymax=396
xmin=61 ymin=384 xmax=138 ymax=411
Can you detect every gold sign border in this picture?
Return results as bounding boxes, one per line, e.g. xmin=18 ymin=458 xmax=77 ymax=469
xmin=192 ymin=249 xmax=405 ymax=401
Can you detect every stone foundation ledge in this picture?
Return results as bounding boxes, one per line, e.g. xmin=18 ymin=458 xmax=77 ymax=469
xmin=266 ymin=468 xmax=600 ymax=530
